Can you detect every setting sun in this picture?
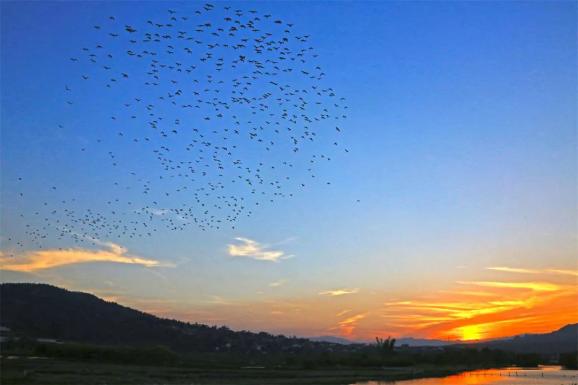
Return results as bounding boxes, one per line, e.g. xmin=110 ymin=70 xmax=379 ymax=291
xmin=456 ymin=325 xmax=484 ymax=341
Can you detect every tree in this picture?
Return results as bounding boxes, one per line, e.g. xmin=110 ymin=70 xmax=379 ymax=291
xmin=375 ymin=336 xmax=396 ymax=355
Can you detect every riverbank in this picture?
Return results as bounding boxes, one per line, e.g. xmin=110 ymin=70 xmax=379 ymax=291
xmin=1 ymin=356 xmax=474 ymax=385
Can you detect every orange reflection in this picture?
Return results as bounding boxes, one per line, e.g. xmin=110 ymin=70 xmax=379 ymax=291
xmin=361 ymin=367 xmax=578 ymax=385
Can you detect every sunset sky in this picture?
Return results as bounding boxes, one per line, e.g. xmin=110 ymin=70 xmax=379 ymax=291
xmin=1 ymin=1 xmax=576 ymax=342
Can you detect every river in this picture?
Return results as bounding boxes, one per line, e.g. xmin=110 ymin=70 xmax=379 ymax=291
xmin=355 ymin=366 xmax=578 ymax=385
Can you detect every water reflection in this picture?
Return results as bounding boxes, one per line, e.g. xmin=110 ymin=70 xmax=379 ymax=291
xmin=356 ymin=366 xmax=578 ymax=385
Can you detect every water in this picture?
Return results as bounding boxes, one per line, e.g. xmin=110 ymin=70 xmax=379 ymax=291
xmin=356 ymin=366 xmax=578 ymax=385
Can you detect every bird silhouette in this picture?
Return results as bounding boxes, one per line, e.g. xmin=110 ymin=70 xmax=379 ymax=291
xmin=8 ymin=3 xmax=351 ymax=250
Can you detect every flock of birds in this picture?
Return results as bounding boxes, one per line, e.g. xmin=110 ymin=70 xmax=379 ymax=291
xmin=7 ymin=4 xmax=350 ymax=252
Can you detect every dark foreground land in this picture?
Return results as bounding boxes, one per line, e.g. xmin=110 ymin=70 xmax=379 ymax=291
xmin=1 ymin=357 xmax=466 ymax=385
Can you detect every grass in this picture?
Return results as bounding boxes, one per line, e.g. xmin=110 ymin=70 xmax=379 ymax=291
xmin=1 ymin=356 xmax=466 ymax=385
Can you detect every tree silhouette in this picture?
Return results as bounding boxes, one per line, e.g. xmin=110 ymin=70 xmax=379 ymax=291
xmin=375 ymin=336 xmax=396 ymax=355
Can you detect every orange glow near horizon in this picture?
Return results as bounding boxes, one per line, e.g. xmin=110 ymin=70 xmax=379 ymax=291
xmin=374 ymin=272 xmax=578 ymax=341
xmin=136 ymin=266 xmax=577 ymax=343
xmin=26 ymin=260 xmax=576 ymax=343
xmin=330 ymin=268 xmax=571 ymax=341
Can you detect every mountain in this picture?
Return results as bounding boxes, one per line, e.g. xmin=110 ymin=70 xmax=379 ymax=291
xmin=310 ymin=336 xmax=356 ymax=345
xmin=469 ymin=324 xmax=578 ymax=355
xmin=310 ymin=336 xmax=449 ymax=347
xmin=0 ymin=283 xmax=348 ymax=355
xmin=396 ymin=337 xmax=449 ymax=347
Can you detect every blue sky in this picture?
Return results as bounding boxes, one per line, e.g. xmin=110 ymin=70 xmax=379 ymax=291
xmin=1 ymin=1 xmax=576 ymax=340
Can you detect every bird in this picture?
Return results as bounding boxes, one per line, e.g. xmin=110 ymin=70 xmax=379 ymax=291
xmin=6 ymin=3 xmax=352 ymax=251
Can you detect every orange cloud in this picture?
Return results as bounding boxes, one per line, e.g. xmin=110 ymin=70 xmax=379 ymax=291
xmin=378 ymin=271 xmax=578 ymax=341
xmin=488 ymin=266 xmax=578 ymax=277
xmin=487 ymin=266 xmax=538 ymax=274
xmin=0 ymin=243 xmax=166 ymax=272
xmin=335 ymin=313 xmax=367 ymax=337
xmin=547 ymin=269 xmax=578 ymax=277
xmin=457 ymin=281 xmax=560 ymax=292
xmin=336 ymin=309 xmax=352 ymax=317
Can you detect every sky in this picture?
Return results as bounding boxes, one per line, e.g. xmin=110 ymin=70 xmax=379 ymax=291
xmin=1 ymin=1 xmax=576 ymax=342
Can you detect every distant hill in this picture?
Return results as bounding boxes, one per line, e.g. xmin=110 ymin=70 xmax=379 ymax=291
xmin=0 ymin=283 xmax=349 ymax=355
xmin=2 ymin=283 xmax=575 ymax=357
xmin=311 ymin=336 xmax=449 ymax=347
xmin=468 ymin=324 xmax=578 ymax=355
xmin=396 ymin=337 xmax=449 ymax=347
xmin=310 ymin=336 xmax=356 ymax=345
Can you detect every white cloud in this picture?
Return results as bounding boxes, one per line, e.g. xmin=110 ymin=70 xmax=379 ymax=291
xmin=227 ymin=237 xmax=291 ymax=262
xmin=319 ymin=288 xmax=360 ymax=296
xmin=206 ymin=296 xmax=232 ymax=305
xmin=269 ymin=279 xmax=287 ymax=287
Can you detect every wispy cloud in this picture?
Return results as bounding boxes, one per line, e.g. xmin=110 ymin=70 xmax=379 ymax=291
xmin=336 ymin=309 xmax=352 ymax=317
xmin=319 ymin=288 xmax=360 ymax=296
xmin=382 ymin=299 xmax=536 ymax=323
xmin=269 ymin=279 xmax=287 ymax=287
xmin=458 ymin=281 xmax=560 ymax=292
xmin=141 ymin=207 xmax=189 ymax=223
xmin=147 ymin=208 xmax=170 ymax=216
xmin=0 ymin=242 xmax=168 ymax=272
xmin=206 ymin=296 xmax=232 ymax=305
xmin=547 ymin=269 xmax=578 ymax=277
xmin=336 ymin=313 xmax=366 ymax=336
xmin=488 ymin=266 xmax=578 ymax=277
xmin=227 ymin=237 xmax=291 ymax=262
xmin=487 ymin=266 xmax=538 ymax=274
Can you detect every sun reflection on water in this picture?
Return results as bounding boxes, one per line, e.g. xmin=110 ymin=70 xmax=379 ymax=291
xmin=356 ymin=366 xmax=578 ymax=385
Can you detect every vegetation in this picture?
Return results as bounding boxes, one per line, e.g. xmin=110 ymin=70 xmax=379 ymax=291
xmin=560 ymin=351 xmax=578 ymax=370
xmin=0 ymin=338 xmax=558 ymax=370
xmin=0 ymin=356 xmax=468 ymax=385
xmin=0 ymin=341 xmax=566 ymax=385
xmin=375 ymin=336 xmax=396 ymax=355
xmin=33 ymin=342 xmax=179 ymax=366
